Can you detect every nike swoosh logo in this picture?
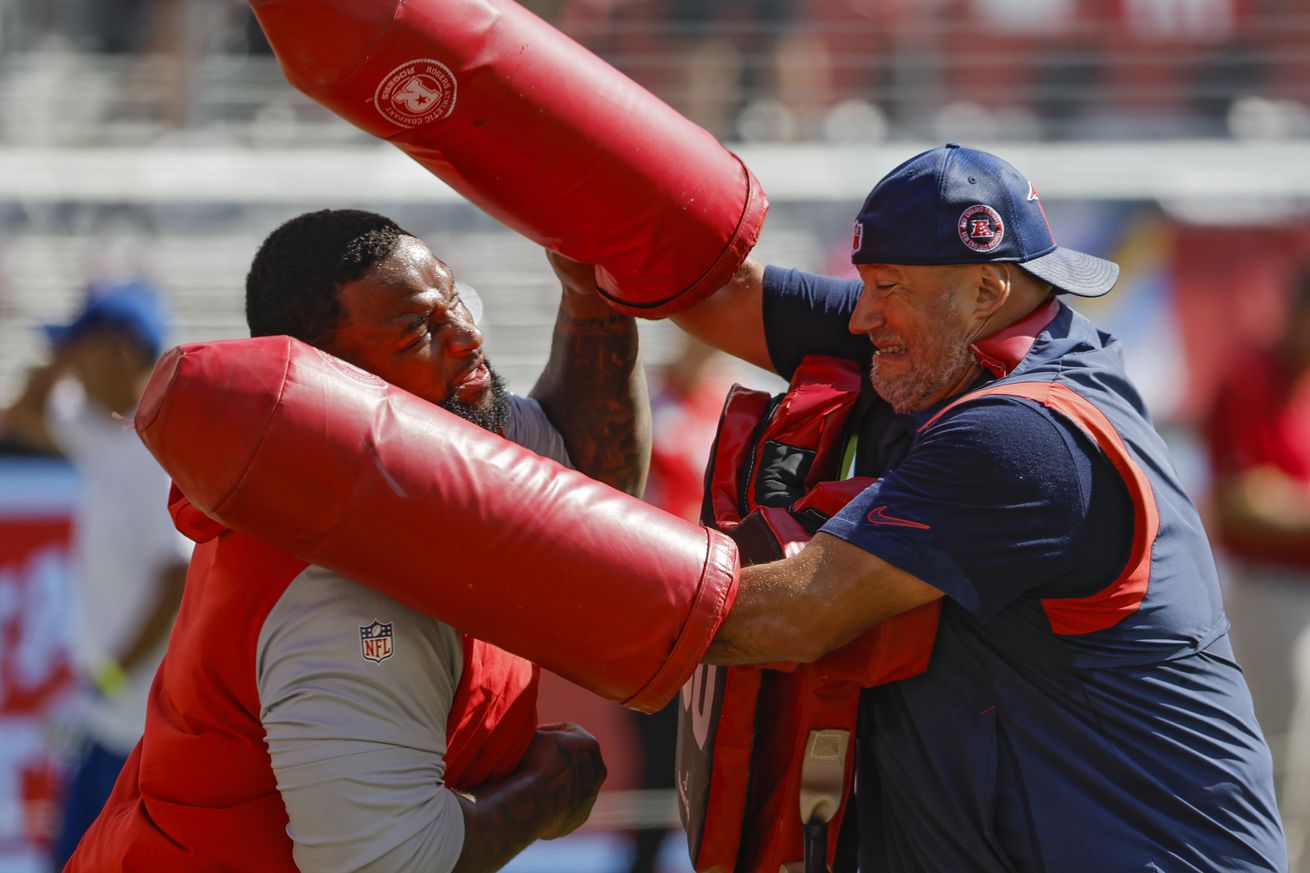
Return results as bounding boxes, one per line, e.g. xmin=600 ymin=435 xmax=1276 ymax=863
xmin=866 ymin=505 xmax=930 ymax=530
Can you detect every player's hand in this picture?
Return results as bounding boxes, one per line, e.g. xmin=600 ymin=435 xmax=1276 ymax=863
xmin=518 ymin=722 xmax=607 ymax=839
xmin=545 ymin=250 xmax=601 ymax=300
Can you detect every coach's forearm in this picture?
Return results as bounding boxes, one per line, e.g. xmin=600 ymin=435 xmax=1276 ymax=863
xmin=707 ymin=551 xmax=837 ymax=666
xmin=706 ymin=534 xmax=945 ymax=666
xmin=670 ymin=257 xmax=774 ymax=372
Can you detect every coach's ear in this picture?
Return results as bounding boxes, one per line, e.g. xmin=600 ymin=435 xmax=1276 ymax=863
xmin=973 ymin=263 xmax=1013 ymax=320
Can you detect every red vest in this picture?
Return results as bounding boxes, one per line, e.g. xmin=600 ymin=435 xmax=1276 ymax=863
xmin=67 ymin=489 xmax=536 ymax=872
xmin=676 ymin=357 xmax=941 ymax=873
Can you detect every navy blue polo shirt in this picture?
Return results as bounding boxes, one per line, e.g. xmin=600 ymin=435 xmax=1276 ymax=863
xmin=762 ymin=266 xmax=1286 ymax=873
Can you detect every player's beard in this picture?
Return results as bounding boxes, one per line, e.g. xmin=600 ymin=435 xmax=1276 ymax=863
xmin=870 ymin=295 xmax=976 ymax=415
xmin=442 ymin=358 xmax=511 ymax=434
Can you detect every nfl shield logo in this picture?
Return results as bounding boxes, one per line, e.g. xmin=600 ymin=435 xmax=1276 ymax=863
xmin=360 ymin=620 xmax=394 ymax=663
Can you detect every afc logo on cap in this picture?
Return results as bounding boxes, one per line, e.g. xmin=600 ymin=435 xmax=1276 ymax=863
xmin=957 ymin=204 xmax=1005 ymax=253
xmin=360 ymin=620 xmax=394 ymax=663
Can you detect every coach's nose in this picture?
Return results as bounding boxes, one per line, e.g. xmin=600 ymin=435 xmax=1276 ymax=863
xmin=848 ymin=283 xmax=887 ymax=336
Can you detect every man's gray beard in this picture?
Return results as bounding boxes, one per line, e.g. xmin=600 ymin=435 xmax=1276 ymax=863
xmin=870 ymin=299 xmax=976 ymax=414
xmin=871 ymin=347 xmax=972 ymax=414
xmin=441 ymin=358 xmax=511 ymax=434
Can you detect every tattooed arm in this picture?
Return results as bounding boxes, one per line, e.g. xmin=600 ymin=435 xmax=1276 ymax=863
xmin=451 ymin=724 xmax=606 ymax=873
xmin=531 ymin=252 xmax=651 ymax=497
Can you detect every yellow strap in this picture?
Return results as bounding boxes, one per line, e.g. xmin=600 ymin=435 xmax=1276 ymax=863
xmin=93 ymin=659 xmax=128 ymax=698
xmin=838 ymin=432 xmax=859 ymax=481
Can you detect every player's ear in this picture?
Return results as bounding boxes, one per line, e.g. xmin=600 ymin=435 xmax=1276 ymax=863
xmin=974 ymin=263 xmax=1011 ymax=319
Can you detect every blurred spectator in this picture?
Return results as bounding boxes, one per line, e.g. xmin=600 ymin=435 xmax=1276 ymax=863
xmin=684 ymin=0 xmax=816 ymax=141
xmin=1204 ymin=269 xmax=1310 ymax=872
xmin=643 ymin=338 xmax=733 ymax=521
xmin=86 ymin=0 xmax=156 ymax=54
xmin=570 ymin=0 xmax=808 ymax=141
xmin=518 ymin=0 xmax=566 ymax=23
xmin=623 ymin=337 xmax=733 ymax=873
xmin=0 ymin=280 xmax=191 ymax=870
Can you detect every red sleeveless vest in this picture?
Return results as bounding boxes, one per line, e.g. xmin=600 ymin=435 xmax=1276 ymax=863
xmin=67 ymin=489 xmax=536 ymax=872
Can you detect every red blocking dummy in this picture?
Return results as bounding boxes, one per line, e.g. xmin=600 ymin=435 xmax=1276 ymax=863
xmin=135 ymin=336 xmax=740 ymax=713
xmin=248 ymin=0 xmax=768 ymax=317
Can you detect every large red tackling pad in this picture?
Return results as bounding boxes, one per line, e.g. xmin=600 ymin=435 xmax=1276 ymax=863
xmin=135 ymin=336 xmax=740 ymax=714
xmin=249 ymin=0 xmax=768 ymax=317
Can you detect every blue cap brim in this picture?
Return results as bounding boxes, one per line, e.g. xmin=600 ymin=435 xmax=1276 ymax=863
xmin=42 ymin=323 xmax=75 ymax=347
xmin=1020 ymin=247 xmax=1119 ymax=298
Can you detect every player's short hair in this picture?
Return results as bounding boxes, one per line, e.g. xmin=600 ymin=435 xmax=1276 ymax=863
xmin=245 ymin=209 xmax=415 ymax=344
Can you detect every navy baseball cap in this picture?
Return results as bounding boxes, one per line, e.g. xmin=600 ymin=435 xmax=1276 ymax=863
xmin=43 ymin=280 xmax=171 ymax=360
xmin=850 ymin=143 xmax=1119 ymax=297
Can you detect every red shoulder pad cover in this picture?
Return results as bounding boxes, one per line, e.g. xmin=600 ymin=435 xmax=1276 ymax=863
xmin=135 ymin=336 xmax=739 ymax=713
xmin=741 ymin=356 xmax=865 ymax=511
xmin=249 ymin=0 xmax=767 ymax=318
xmin=705 ymin=509 xmax=940 ymax=873
xmin=704 ymin=385 xmax=774 ymax=531
xmin=679 ymin=356 xmax=941 ymax=873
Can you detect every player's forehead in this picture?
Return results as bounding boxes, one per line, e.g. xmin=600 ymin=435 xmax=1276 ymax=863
xmin=371 ymin=235 xmax=452 ymax=286
xmin=347 ymin=239 xmax=452 ymax=306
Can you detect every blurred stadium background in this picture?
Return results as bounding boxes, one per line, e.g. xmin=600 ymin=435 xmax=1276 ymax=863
xmin=1 ymin=1 xmax=1309 ymax=871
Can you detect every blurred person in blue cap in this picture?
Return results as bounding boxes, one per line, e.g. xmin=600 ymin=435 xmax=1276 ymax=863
xmin=654 ymin=143 xmax=1287 ymax=871
xmin=1 ymin=279 xmax=192 ymax=870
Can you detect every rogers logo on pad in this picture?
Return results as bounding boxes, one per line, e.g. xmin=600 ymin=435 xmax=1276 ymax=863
xmin=375 ymin=59 xmax=457 ymax=127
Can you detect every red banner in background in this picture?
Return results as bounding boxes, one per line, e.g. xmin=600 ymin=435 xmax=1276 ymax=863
xmin=0 ymin=457 xmax=78 ymax=869
xmin=1168 ymin=223 xmax=1310 ymax=423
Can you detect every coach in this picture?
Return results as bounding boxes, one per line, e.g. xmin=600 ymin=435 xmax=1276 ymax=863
xmin=667 ymin=144 xmax=1288 ymax=871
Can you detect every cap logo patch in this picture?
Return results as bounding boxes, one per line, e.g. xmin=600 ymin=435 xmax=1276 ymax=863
xmin=1026 ymin=181 xmax=1040 ymax=201
xmin=360 ymin=620 xmax=394 ymax=663
xmin=851 ymin=219 xmax=864 ymax=256
xmin=958 ymin=204 xmax=1005 ymax=253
